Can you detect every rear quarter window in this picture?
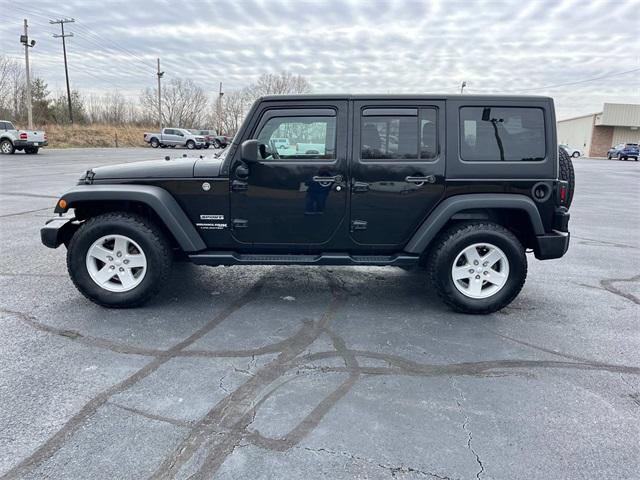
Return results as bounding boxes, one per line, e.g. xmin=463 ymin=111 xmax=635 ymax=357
xmin=460 ymin=107 xmax=546 ymax=162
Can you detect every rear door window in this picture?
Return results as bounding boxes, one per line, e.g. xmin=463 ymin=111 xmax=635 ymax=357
xmin=460 ymin=107 xmax=546 ymax=161
xmin=360 ymin=107 xmax=438 ymax=161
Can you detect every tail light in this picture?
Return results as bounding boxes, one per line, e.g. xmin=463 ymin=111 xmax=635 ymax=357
xmin=19 ymin=132 xmax=27 ymax=140
xmin=557 ymin=181 xmax=569 ymax=206
xmin=44 ymin=133 xmax=48 ymax=140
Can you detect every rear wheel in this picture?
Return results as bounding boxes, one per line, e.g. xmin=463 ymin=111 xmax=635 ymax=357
xmin=428 ymin=222 xmax=527 ymax=314
xmin=558 ymin=147 xmax=575 ymax=208
xmin=67 ymin=212 xmax=172 ymax=308
xmin=150 ymin=138 xmax=160 ymax=148
xmin=213 ymin=139 xmax=221 ymax=149
xmin=24 ymin=146 xmax=39 ymax=154
xmin=0 ymin=139 xmax=15 ymax=154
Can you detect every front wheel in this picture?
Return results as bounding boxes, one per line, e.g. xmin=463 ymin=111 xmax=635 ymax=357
xmin=67 ymin=212 xmax=172 ymax=308
xmin=572 ymin=151 xmax=580 ymax=158
xmin=427 ymin=222 xmax=527 ymax=314
xmin=213 ymin=139 xmax=221 ymax=149
xmin=186 ymin=140 xmax=196 ymax=149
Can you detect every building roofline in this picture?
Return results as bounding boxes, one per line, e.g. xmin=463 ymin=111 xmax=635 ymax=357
xmin=557 ymin=112 xmax=602 ymax=123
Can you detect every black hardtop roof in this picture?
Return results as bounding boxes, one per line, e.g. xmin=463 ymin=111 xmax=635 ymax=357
xmin=259 ymin=94 xmax=553 ymax=102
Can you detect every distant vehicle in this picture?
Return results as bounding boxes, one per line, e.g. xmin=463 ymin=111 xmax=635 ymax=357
xmin=271 ymin=138 xmax=290 ymax=150
xmin=607 ymin=143 xmax=639 ymax=161
xmin=189 ymin=130 xmax=231 ymax=149
xmin=559 ymin=144 xmax=582 ymax=158
xmin=0 ymin=120 xmax=47 ymax=154
xmin=143 ymin=128 xmax=206 ymax=149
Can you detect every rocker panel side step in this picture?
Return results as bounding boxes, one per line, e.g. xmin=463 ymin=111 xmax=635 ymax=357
xmin=188 ymin=251 xmax=419 ymax=267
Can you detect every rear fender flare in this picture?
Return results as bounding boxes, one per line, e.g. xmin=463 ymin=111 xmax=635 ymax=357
xmin=404 ymin=194 xmax=545 ymax=254
xmin=55 ymin=184 xmax=206 ymax=252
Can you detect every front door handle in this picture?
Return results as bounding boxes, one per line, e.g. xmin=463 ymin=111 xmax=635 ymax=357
xmin=312 ymin=174 xmax=343 ymax=184
xmin=405 ymin=175 xmax=436 ymax=185
xmin=231 ymin=180 xmax=248 ymax=191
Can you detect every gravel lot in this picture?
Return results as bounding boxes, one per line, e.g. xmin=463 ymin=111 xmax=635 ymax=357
xmin=1 ymin=148 xmax=638 ymax=480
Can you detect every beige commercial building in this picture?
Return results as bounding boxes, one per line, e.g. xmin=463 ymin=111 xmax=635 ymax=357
xmin=557 ymin=103 xmax=640 ymax=157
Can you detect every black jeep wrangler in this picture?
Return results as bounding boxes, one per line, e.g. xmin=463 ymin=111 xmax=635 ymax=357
xmin=41 ymin=95 xmax=573 ymax=314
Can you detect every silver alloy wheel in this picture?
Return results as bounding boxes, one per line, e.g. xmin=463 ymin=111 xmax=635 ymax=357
xmin=1 ymin=141 xmax=12 ymax=153
xmin=85 ymin=234 xmax=147 ymax=292
xmin=451 ymin=243 xmax=509 ymax=299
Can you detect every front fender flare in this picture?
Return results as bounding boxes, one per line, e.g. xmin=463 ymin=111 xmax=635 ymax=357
xmin=56 ymin=184 xmax=206 ymax=252
xmin=404 ymin=194 xmax=545 ymax=254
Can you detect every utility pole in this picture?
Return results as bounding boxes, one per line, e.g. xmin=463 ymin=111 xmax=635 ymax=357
xmin=50 ymin=18 xmax=75 ymax=123
xmin=217 ymin=81 xmax=223 ymax=134
xmin=20 ymin=19 xmax=36 ymax=129
xmin=157 ymin=58 xmax=164 ymax=131
xmin=460 ymin=81 xmax=467 ymax=94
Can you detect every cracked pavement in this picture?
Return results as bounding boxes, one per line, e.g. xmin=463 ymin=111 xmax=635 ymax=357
xmin=1 ymin=148 xmax=639 ymax=479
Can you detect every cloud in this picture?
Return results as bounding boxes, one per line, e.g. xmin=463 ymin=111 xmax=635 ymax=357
xmin=1 ymin=0 xmax=638 ymax=117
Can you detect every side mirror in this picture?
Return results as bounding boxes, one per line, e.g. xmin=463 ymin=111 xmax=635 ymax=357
xmin=241 ymin=139 xmax=259 ymax=163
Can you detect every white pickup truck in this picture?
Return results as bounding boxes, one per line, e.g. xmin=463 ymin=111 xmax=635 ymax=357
xmin=0 ymin=120 xmax=48 ymax=154
xmin=143 ymin=127 xmax=206 ymax=150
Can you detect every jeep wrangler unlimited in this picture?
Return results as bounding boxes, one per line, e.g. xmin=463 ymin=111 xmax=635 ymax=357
xmin=41 ymin=95 xmax=572 ymax=314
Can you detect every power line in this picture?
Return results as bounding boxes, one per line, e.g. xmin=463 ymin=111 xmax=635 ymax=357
xmin=466 ymin=67 xmax=640 ymax=94
xmin=50 ymin=18 xmax=75 ymax=123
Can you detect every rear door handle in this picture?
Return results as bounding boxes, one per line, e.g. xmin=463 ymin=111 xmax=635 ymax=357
xmin=312 ymin=175 xmax=343 ymax=183
xmin=405 ymin=175 xmax=436 ymax=185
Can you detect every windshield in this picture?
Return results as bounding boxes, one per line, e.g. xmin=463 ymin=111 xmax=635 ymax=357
xmin=189 ymin=130 xmax=202 ymax=135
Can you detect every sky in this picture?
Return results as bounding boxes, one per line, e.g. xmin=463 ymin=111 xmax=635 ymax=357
xmin=1 ymin=0 xmax=638 ymax=119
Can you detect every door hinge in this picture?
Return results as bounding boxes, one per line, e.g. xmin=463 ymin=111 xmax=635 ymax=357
xmin=352 ymin=181 xmax=369 ymax=193
xmin=231 ymin=180 xmax=248 ymax=192
xmin=351 ymin=220 xmax=368 ymax=231
xmin=232 ymin=219 xmax=248 ymax=229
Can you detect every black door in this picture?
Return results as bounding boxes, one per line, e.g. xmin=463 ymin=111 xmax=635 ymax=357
xmin=230 ymin=103 xmax=348 ymax=246
xmin=350 ymin=100 xmax=446 ymax=247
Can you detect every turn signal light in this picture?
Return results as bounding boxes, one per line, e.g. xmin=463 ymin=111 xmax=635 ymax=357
xmin=58 ymin=199 xmax=67 ymax=209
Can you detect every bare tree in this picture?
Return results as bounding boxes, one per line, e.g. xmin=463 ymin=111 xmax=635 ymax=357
xmin=251 ymin=72 xmax=312 ymax=96
xmin=0 ymin=56 xmax=26 ymax=121
xmin=141 ymin=78 xmax=208 ymax=128
xmin=212 ymin=72 xmax=312 ymax=135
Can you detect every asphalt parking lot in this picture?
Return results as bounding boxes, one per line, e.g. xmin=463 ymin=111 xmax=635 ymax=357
xmin=1 ymin=148 xmax=638 ymax=480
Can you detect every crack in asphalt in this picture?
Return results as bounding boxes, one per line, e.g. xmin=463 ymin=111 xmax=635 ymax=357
xmin=452 ymin=379 xmax=484 ymax=480
xmin=300 ymin=446 xmax=457 ymax=479
xmin=0 ymin=207 xmax=52 ymax=218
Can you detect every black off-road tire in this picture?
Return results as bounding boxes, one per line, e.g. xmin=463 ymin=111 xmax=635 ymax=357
xmin=427 ymin=222 xmax=528 ymax=314
xmin=558 ymin=148 xmax=575 ymax=208
xmin=213 ymin=139 xmax=221 ymax=149
xmin=67 ymin=212 xmax=172 ymax=308
xmin=24 ymin=146 xmax=39 ymax=154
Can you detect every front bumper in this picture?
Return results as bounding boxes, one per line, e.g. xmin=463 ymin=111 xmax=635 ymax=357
xmin=14 ymin=140 xmax=48 ymax=148
xmin=41 ymin=216 xmax=79 ymax=249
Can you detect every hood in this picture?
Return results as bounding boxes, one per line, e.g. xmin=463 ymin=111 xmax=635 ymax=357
xmin=87 ymin=156 xmax=224 ymax=181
